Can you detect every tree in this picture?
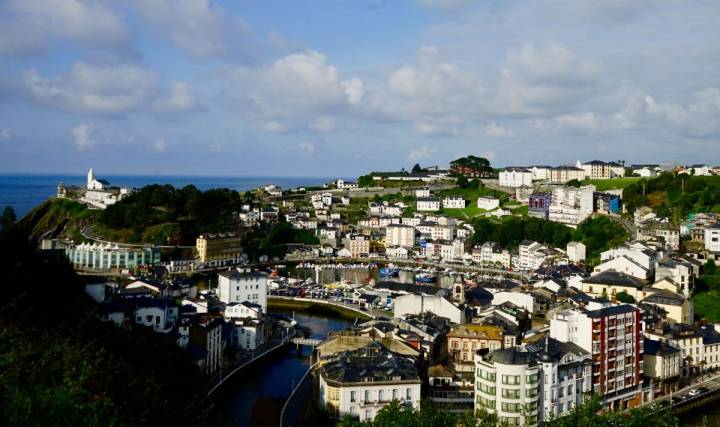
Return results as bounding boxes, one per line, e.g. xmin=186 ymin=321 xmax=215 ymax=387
xmin=338 ymin=401 xmax=498 ymax=427
xmin=450 ymin=156 xmax=493 ymax=177
xmin=566 ymin=179 xmax=582 ymax=188
xmin=357 ymin=175 xmax=375 ymax=187
xmin=0 ymin=206 xmax=16 ymax=232
xmin=546 ymin=394 xmax=678 ymax=427
xmin=456 ymin=175 xmax=469 ymax=189
xmin=411 ymin=163 xmax=423 ymax=174
xmin=616 ymin=291 xmax=635 ymax=304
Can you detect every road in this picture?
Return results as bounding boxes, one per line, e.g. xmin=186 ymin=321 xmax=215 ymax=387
xmin=644 ymin=372 xmax=720 ymax=409
xmin=604 ymin=214 xmax=637 ymax=239
xmin=80 ymin=225 xmax=196 ymax=249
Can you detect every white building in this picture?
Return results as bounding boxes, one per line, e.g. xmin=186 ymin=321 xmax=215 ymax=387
xmin=492 ymin=291 xmax=536 ymax=314
xmin=217 ymin=269 xmax=268 ymax=313
xmin=529 ymin=166 xmax=552 ymax=181
xmin=393 ymin=294 xmax=465 ymax=324
xmin=417 ymin=197 xmax=441 ymax=212
xmin=518 ymin=240 xmax=549 ymax=271
xmin=548 ymin=185 xmax=595 ymax=227
xmin=442 ymin=196 xmax=466 ymax=209
xmin=706 ymin=223 xmax=720 ymax=254
xmin=230 ymin=318 xmax=265 ymax=351
xmin=566 ymin=242 xmax=586 ymax=263
xmin=386 ymin=246 xmax=410 ymax=259
xmin=475 ymin=347 xmax=541 ymax=426
xmin=477 ymin=197 xmax=500 ymax=210
xmin=385 ymin=224 xmax=416 ymax=249
xmin=65 ymin=242 xmax=160 ymax=271
xmin=82 ymin=168 xmax=131 ymax=209
xmin=535 ymin=337 xmax=592 ymax=421
xmin=499 ymin=168 xmax=533 ymax=188
xmin=416 ymin=187 xmax=431 ymax=198
xmin=133 ymin=300 xmax=178 ymax=333
xmin=318 ymin=345 xmax=421 ymax=421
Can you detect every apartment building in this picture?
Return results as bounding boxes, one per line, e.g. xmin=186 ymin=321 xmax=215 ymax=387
xmin=550 ymin=302 xmax=643 ymax=410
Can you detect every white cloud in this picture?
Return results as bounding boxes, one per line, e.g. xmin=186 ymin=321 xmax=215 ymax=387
xmin=152 ymin=139 xmax=167 ymax=152
xmin=71 ymin=124 xmax=94 ymax=150
xmin=298 ymin=142 xmax=316 ymax=156
xmin=0 ymin=0 xmax=127 ymax=55
xmin=408 ymin=147 xmax=432 ymax=162
xmin=0 ymin=129 xmax=10 ymax=141
xmin=613 ymin=89 xmax=720 ymax=139
xmin=224 ymin=50 xmax=363 ymax=132
xmin=485 ymin=123 xmax=511 ymax=138
xmin=342 ymin=78 xmax=365 ymax=105
xmin=309 ymin=116 xmax=336 ymax=133
xmin=127 ymin=0 xmax=255 ymax=60
xmin=555 ymin=112 xmax=600 ymax=132
xmin=23 ymin=62 xmax=198 ymax=115
xmin=23 ymin=62 xmax=159 ymax=114
xmin=153 ymin=82 xmax=196 ymax=112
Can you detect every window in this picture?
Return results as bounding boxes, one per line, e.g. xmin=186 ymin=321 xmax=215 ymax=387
xmin=350 ymin=391 xmax=356 ymax=402
xmin=406 ymin=388 xmax=412 ymax=400
xmin=365 ymin=409 xmax=372 ymax=420
xmin=502 ymin=375 xmax=521 ymax=385
xmin=365 ymin=390 xmax=371 ymax=402
xmin=393 ymin=389 xmax=399 ymax=400
xmin=526 ymin=373 xmax=539 ymax=384
xmin=501 ymin=402 xmax=522 ymax=413
xmin=502 ymin=388 xmax=521 ymax=399
xmin=379 ymin=390 xmax=385 ymax=402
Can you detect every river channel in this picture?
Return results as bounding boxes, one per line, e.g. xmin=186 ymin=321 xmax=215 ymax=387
xmin=217 ymin=310 xmax=353 ymax=427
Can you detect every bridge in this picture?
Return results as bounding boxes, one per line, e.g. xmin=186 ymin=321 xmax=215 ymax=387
xmin=290 ymin=337 xmax=323 ymax=346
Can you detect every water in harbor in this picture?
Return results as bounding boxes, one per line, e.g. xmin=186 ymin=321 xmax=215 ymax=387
xmin=680 ymin=406 xmax=720 ymax=426
xmin=217 ymin=310 xmax=353 ymax=427
xmin=287 ymin=265 xmax=465 ymax=289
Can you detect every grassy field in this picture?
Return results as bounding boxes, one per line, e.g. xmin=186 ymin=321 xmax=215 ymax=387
xmin=442 ymin=206 xmax=487 ymax=220
xmin=582 ymin=177 xmax=642 ymax=191
xmin=694 ymin=291 xmax=720 ymax=322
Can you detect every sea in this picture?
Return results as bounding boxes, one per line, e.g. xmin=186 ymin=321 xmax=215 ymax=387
xmin=0 ymin=174 xmax=347 ymax=218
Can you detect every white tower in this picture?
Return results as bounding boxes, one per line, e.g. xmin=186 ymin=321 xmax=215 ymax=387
xmin=87 ymin=168 xmax=94 ymax=190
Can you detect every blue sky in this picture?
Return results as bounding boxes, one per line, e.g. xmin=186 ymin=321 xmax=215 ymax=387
xmin=0 ymin=0 xmax=719 ymax=177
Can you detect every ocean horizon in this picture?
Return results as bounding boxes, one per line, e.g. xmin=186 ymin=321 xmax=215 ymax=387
xmin=0 ymin=174 xmax=350 ymax=218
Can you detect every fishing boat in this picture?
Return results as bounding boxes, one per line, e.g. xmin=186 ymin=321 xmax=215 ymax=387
xmin=380 ymin=266 xmax=400 ymax=277
xmin=415 ymin=273 xmax=436 ymax=284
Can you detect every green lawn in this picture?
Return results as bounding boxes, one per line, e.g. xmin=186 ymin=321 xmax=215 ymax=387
xmin=694 ymin=291 xmax=720 ymax=322
xmin=442 ymin=206 xmax=487 ymax=220
xmin=582 ymin=177 xmax=642 ymax=191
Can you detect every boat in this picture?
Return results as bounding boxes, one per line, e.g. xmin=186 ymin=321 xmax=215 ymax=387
xmin=415 ymin=273 xmax=436 ymax=284
xmin=380 ymin=267 xmax=400 ymax=277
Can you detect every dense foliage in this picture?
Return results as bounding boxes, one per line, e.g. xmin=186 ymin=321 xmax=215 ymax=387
xmin=471 ymin=217 xmax=574 ymax=249
xmin=357 ymin=175 xmax=375 ymax=187
xmin=338 ymin=401 xmax=498 ymax=427
xmin=338 ymin=396 xmax=678 ymax=427
xmin=623 ymin=173 xmax=720 ymax=219
xmin=450 ymin=156 xmax=493 ymax=177
xmin=573 ymin=216 xmax=629 ymax=262
xmin=690 ymin=261 xmax=720 ymax=322
xmin=471 ymin=216 xmax=627 ymax=264
xmin=546 ymin=395 xmax=677 ymax=427
xmin=100 ymin=184 xmax=244 ymax=244
xmin=0 ymin=220 xmax=213 ymax=426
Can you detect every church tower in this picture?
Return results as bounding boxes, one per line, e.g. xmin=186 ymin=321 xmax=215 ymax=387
xmin=87 ymin=168 xmax=94 ymax=190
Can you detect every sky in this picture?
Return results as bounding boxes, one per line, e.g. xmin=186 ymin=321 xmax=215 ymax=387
xmin=0 ymin=0 xmax=719 ymax=177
